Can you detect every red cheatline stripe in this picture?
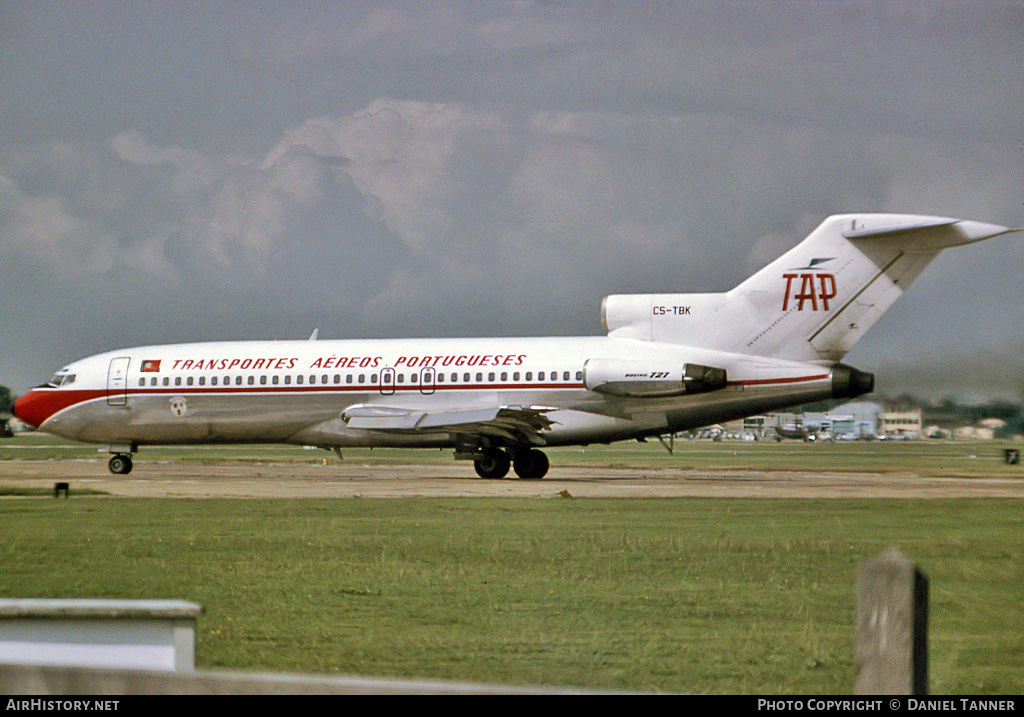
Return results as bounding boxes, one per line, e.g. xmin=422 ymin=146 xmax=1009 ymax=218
xmin=731 ymin=374 xmax=830 ymax=387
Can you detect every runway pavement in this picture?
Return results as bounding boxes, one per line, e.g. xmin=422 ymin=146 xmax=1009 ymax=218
xmin=2 ymin=459 xmax=1023 ymax=499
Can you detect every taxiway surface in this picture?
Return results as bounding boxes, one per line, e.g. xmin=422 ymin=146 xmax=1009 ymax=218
xmin=2 ymin=459 xmax=1022 ymax=499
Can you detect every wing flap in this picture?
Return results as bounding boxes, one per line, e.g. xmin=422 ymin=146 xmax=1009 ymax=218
xmin=341 ymin=403 xmax=556 ymax=443
xmin=341 ymin=405 xmax=421 ymax=430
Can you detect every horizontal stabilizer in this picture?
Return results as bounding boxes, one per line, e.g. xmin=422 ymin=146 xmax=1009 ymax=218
xmin=842 ymin=216 xmax=1019 ymax=249
xmin=841 ymin=216 xmax=958 ymax=240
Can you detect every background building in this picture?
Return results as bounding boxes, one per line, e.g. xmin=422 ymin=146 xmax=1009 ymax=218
xmin=881 ymin=410 xmax=923 ymax=439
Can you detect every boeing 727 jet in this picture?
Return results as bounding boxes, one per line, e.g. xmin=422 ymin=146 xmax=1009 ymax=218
xmin=14 ymin=213 xmax=1019 ymax=478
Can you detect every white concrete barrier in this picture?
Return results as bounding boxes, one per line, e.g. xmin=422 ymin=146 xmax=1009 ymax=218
xmin=0 ymin=599 xmax=202 ymax=673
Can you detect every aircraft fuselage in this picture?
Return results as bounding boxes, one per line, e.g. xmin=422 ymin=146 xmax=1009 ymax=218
xmin=15 ymin=336 xmax=859 ymax=467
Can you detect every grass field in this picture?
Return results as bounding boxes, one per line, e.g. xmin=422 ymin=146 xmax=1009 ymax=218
xmin=1 ymin=436 xmax=1023 ymax=693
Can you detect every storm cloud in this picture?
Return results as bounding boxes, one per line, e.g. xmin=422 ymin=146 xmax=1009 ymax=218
xmin=2 ymin=1 xmax=1022 ymax=400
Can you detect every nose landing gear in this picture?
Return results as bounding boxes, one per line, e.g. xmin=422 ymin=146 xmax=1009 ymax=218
xmin=108 ymin=454 xmax=133 ymax=475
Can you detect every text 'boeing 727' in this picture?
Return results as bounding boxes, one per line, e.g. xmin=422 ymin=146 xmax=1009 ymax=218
xmin=14 ymin=214 xmax=1019 ymax=478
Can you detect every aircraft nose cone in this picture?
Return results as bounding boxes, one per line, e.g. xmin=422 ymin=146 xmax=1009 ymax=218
xmin=13 ymin=390 xmax=55 ymax=429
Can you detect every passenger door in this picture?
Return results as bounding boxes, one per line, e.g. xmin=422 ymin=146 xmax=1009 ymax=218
xmin=106 ymin=357 xmax=131 ymax=406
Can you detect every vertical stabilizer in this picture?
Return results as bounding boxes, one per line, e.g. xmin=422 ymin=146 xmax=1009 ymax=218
xmin=603 ymin=214 xmax=1018 ymax=363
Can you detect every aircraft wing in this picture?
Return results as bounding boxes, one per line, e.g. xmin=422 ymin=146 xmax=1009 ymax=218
xmin=342 ymin=404 xmax=557 ymax=445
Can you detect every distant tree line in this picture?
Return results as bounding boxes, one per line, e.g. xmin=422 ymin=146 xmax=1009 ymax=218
xmin=0 ymin=385 xmax=13 ymax=438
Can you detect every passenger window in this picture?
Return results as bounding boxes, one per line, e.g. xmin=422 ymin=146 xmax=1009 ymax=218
xmin=513 ymin=372 xmax=520 ymax=381
xmin=476 ymin=373 xmax=483 ymax=382
xmin=259 ymin=375 xmax=267 ymax=385
xmin=358 ymin=374 xmax=365 ymax=384
xmin=576 ymin=371 xmax=583 ymax=380
xmin=525 ymin=372 xmax=532 ymax=381
xmin=501 ymin=372 xmax=507 ymax=381
xmin=345 ymin=375 xmax=353 ymax=384
xmin=236 ymin=376 xmax=243 ymax=386
xmin=284 ymin=375 xmax=291 ymax=385
xmin=563 ymin=371 xmax=570 ymax=381
xmin=186 ymin=377 xmax=193 ymax=386
xmin=211 ymin=376 xmax=218 ymax=386
xmin=297 ymin=375 xmax=303 ymax=385
xmin=139 ymin=378 xmax=145 ymax=387
xmin=488 ymin=372 xmax=495 ymax=382
xmin=199 ymin=377 xmax=205 ymax=386
xmin=272 ymin=375 xmax=279 ymax=385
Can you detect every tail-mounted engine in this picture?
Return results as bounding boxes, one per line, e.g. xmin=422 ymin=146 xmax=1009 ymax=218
xmin=583 ymin=359 xmax=728 ymax=398
xmin=831 ymin=363 xmax=875 ymax=399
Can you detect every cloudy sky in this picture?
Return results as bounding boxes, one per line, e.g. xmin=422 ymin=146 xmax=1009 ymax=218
xmin=2 ymin=0 xmax=1022 ymax=402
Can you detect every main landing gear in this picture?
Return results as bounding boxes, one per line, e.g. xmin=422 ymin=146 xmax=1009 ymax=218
xmin=473 ymin=448 xmax=549 ymax=480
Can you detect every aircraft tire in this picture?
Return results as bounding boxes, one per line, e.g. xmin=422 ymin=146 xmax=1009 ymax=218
xmin=513 ymin=449 xmax=549 ymax=480
xmin=108 ymin=455 xmax=133 ymax=475
xmin=474 ymin=449 xmax=510 ymax=479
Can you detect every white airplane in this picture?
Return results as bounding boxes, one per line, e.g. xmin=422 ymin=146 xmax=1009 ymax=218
xmin=14 ymin=213 xmax=1019 ymax=478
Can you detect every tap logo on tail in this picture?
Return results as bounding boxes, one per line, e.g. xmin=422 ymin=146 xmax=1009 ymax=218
xmin=782 ymin=258 xmax=836 ymax=311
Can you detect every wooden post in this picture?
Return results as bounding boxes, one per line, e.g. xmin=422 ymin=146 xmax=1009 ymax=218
xmin=855 ymin=548 xmax=929 ymax=694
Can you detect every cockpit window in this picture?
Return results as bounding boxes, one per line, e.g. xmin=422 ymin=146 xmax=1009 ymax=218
xmin=47 ymin=373 xmax=76 ymax=388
